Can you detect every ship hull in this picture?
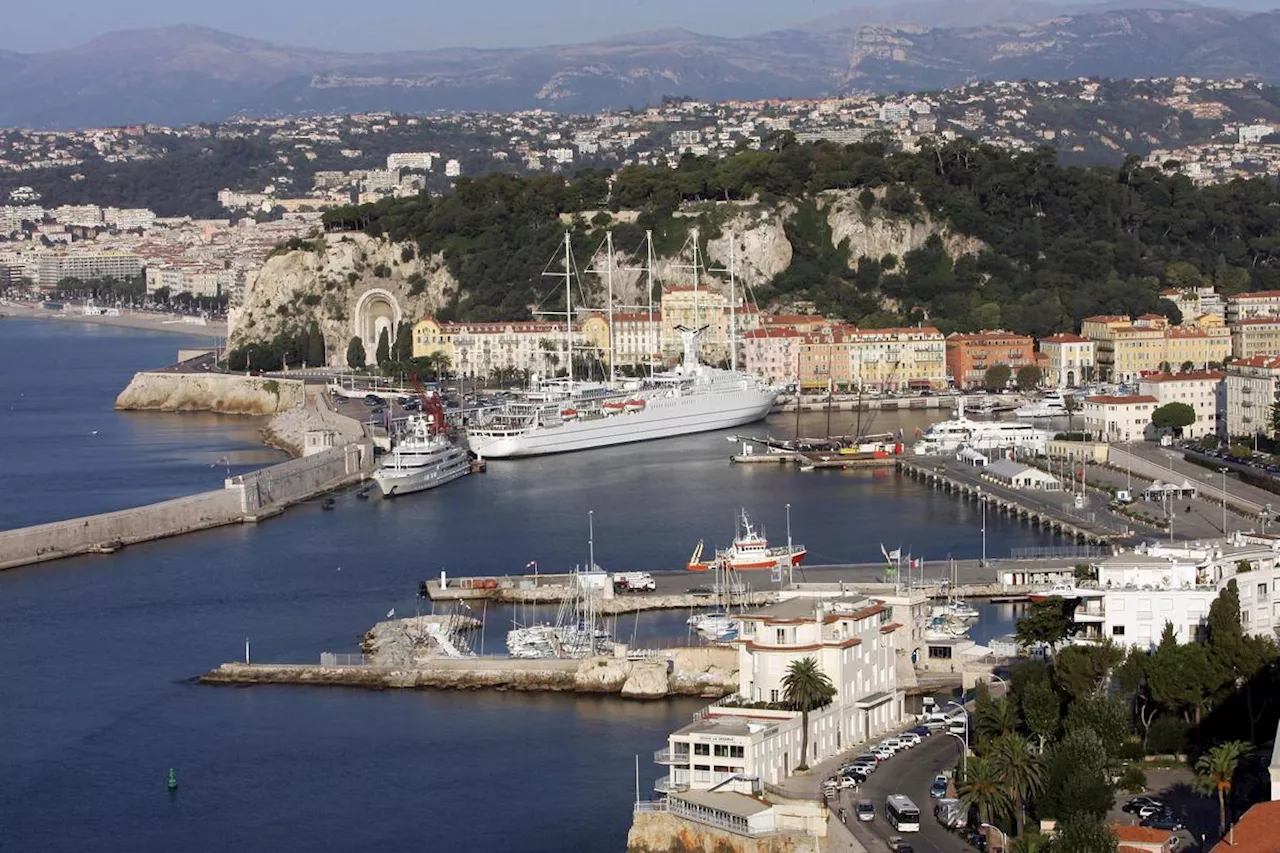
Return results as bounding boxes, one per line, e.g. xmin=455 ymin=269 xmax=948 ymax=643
xmin=373 ymin=456 xmax=471 ymax=497
xmin=469 ymin=388 xmax=776 ymax=458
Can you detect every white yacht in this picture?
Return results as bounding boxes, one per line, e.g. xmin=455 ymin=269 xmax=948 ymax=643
xmin=466 ymin=232 xmax=777 ymax=459
xmin=373 ymin=399 xmax=471 ymax=497
xmin=912 ymin=401 xmax=1053 ymax=456
xmin=1013 ymin=391 xmax=1069 ymax=419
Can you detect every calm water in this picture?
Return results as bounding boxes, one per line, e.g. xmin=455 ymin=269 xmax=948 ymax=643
xmin=0 ymin=320 xmax=1049 ymax=852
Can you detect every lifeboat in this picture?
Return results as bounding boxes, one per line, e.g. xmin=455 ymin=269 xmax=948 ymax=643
xmin=601 ymin=401 xmax=626 ymax=415
xmin=561 ymin=408 xmax=580 ymax=420
xmin=624 ymin=399 xmax=646 ymax=412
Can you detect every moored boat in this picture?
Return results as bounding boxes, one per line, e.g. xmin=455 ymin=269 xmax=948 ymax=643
xmin=687 ymin=509 xmax=806 ymax=572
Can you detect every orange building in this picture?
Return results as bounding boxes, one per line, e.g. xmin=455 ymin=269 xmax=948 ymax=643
xmin=945 ymin=330 xmax=1036 ymax=389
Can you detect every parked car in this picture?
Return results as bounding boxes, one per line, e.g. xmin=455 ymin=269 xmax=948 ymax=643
xmin=855 ymin=753 xmax=881 ymax=766
xmin=909 ymin=725 xmax=932 ymax=738
xmin=1123 ymin=796 xmax=1163 ymax=814
xmin=1140 ymin=811 xmax=1185 ymax=832
xmin=930 ymin=775 xmax=950 ymax=799
xmin=871 ymin=746 xmax=894 ymax=760
xmin=857 ymin=800 xmax=875 ymax=822
xmin=888 ymin=835 xmax=915 ymax=853
xmin=363 ymin=394 xmax=381 ymax=406
xmin=837 ymin=775 xmax=859 ymax=790
xmin=898 ymin=732 xmax=922 ymax=747
xmin=879 ymin=738 xmax=905 ymax=753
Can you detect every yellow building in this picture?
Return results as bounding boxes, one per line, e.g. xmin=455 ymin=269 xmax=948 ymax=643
xmin=412 ymin=317 xmax=452 ymax=361
xmin=1082 ymin=313 xmax=1229 ymax=382
xmin=658 ymin=286 xmax=760 ymax=364
xmin=797 ymin=325 xmax=946 ymax=392
xmin=1231 ymin=319 xmax=1280 ymax=360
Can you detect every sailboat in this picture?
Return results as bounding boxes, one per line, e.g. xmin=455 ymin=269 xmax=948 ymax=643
xmin=687 ymin=562 xmax=745 ymax=642
xmin=466 ymin=231 xmax=777 ymax=458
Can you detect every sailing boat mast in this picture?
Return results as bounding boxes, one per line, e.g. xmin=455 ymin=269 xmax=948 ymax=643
xmin=646 ymin=230 xmax=656 ymax=378
xmin=563 ymin=231 xmax=574 ymax=386
xmin=691 ymin=228 xmax=701 ymax=331
xmin=728 ymin=233 xmax=738 ymax=372
xmin=606 ymin=231 xmax=616 ymax=385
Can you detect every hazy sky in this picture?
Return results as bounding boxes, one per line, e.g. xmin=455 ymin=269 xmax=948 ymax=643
xmin=3 ymin=0 xmax=1274 ymax=53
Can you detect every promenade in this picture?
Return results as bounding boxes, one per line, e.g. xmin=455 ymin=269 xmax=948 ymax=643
xmin=1 ymin=300 xmax=227 ymax=338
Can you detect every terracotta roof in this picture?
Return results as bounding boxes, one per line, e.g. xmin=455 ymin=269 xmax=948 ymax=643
xmin=1086 ymin=395 xmax=1158 ymax=404
xmin=1232 ymin=355 xmax=1280 ymax=369
xmin=743 ymin=328 xmax=802 ymax=339
xmin=880 ymin=622 xmax=903 ymax=634
xmin=1209 ymin=801 xmax=1280 ymax=853
xmin=1083 ymin=314 xmax=1130 ymax=323
xmin=1112 ymin=824 xmax=1174 ymax=845
xmin=1139 ymin=371 xmax=1225 ymax=382
xmin=1040 ymin=333 xmax=1091 ymax=343
xmin=1230 ymin=290 xmax=1280 ymax=300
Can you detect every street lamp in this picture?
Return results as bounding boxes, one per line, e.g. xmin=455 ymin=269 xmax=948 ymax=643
xmin=982 ymin=823 xmax=1011 ymax=853
xmin=944 ymin=700 xmax=970 ymax=777
xmin=976 ymin=487 xmax=987 ymax=568
xmin=1219 ymin=467 xmax=1230 ymax=537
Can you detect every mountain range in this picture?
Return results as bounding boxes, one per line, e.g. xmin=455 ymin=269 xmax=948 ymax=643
xmin=6 ymin=1 xmax=1280 ymax=128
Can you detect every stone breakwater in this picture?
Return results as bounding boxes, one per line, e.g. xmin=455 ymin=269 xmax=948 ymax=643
xmin=115 ymin=371 xmax=304 ymax=416
xmin=201 ymin=646 xmax=739 ymax=700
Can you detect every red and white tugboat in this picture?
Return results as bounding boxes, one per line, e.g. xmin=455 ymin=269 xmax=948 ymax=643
xmin=686 ymin=509 xmax=807 ymax=572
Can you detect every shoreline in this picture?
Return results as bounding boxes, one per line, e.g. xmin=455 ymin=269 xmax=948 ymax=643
xmin=0 ymin=300 xmax=227 ymax=339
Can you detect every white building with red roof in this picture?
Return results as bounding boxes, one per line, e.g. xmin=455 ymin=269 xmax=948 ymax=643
xmin=1137 ymin=370 xmax=1225 ymax=439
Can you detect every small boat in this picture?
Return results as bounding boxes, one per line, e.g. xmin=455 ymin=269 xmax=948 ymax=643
xmin=687 ymin=509 xmax=806 ymax=572
xmin=321 ymin=497 xmax=336 ymax=511
xmin=945 ymin=599 xmax=980 ymax=622
xmin=624 ymin=399 xmax=646 ymax=412
xmin=561 ymin=408 xmax=581 ymax=421
xmin=602 ymin=401 xmax=626 ymax=415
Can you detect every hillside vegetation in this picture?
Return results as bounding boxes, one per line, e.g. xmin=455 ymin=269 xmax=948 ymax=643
xmin=321 ymin=138 xmax=1280 ymax=336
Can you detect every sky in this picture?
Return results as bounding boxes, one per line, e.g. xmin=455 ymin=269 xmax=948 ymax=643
xmin=2 ymin=0 xmax=1276 ymax=53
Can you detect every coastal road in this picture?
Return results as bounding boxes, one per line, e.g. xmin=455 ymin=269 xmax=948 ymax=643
xmin=833 ymin=732 xmax=976 ymax=853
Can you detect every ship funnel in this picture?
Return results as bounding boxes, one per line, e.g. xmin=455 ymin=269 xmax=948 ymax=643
xmin=675 ymin=324 xmax=709 ymax=373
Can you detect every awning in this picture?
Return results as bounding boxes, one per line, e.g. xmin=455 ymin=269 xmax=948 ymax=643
xmin=855 ymin=691 xmax=894 ymax=709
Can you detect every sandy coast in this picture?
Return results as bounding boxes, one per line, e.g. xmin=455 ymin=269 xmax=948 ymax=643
xmin=0 ymin=300 xmax=227 ymax=339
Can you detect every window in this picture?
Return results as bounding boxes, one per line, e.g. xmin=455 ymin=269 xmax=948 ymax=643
xmin=770 ymin=689 xmax=780 ymax=703
xmin=730 ymin=745 xmax=744 ymax=759
xmin=776 ymin=629 xmax=786 ymax=644
xmin=714 ymin=745 xmax=730 ymax=757
xmin=1260 ymin=583 xmax=1269 ymax=602
xmin=1112 ymin=625 xmax=1126 ymax=636
xmin=694 ymin=743 xmax=710 ymax=756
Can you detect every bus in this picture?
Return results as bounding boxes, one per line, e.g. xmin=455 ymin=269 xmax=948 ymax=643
xmin=886 ymin=795 xmax=921 ymax=832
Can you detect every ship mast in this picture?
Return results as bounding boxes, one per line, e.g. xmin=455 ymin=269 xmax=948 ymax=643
xmin=646 ymin=230 xmax=656 ymax=378
xmin=691 ymin=228 xmax=701 ymax=332
xmin=729 ymin=233 xmax=738 ymax=372
xmin=606 ymin=231 xmax=616 ymax=385
xmin=564 ymin=231 xmax=574 ymax=387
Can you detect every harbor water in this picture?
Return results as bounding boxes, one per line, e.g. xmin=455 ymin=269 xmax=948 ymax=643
xmin=0 ymin=318 xmax=1051 ymax=852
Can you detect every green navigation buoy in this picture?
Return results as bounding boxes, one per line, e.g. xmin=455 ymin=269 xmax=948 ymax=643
xmin=167 ymin=768 xmax=178 ymax=793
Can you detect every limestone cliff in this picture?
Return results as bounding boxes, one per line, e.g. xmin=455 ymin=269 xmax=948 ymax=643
xmin=820 ymin=188 xmax=983 ymax=264
xmin=228 ymin=232 xmax=458 ymax=367
xmin=115 ymin=373 xmax=304 ymax=415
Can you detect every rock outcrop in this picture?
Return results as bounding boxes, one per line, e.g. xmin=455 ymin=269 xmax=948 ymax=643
xmin=620 ymin=660 xmax=672 ymax=699
xmin=627 ymin=811 xmax=820 ymax=853
xmin=228 ymin=232 xmax=459 ymax=366
xmin=821 ymin=189 xmax=984 ymax=264
xmin=115 ymin=372 xmax=304 ymax=415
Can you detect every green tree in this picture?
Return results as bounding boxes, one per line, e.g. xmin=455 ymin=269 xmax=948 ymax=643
xmin=1195 ymin=740 xmax=1251 ymax=836
xmin=1016 ymin=598 xmax=1074 ymax=648
xmin=1148 ymin=629 xmax=1218 ymax=727
xmin=346 ymin=336 xmax=366 ymax=370
xmin=1052 ymin=643 xmax=1124 ymax=703
xmin=1115 ymin=649 xmax=1159 ymax=751
xmin=984 ymin=363 xmax=1013 ymax=391
xmin=375 ymin=328 xmax=391 ymax=366
xmin=990 ymin=733 xmax=1044 ymax=836
xmin=306 ymin=322 xmax=325 ymax=367
xmin=1065 ymin=694 xmax=1130 ymax=759
xmin=1205 ymin=580 xmax=1280 ymax=739
xmin=1151 ymin=401 xmax=1196 ymax=434
xmin=1063 ymin=395 xmax=1082 ymax=432
xmin=1050 ymin=815 xmax=1118 ymax=853
xmin=781 ymin=657 xmax=836 ymax=771
xmin=1040 ymin=727 xmax=1113 ymax=822
xmin=1016 ymin=364 xmax=1043 ymax=392
xmin=959 ymin=754 xmax=1012 ymax=829
xmin=393 ymin=321 xmax=414 ymax=363
xmin=1020 ymin=680 xmax=1061 ymax=753
xmin=977 ymin=697 xmax=1021 ymax=745
xmin=1180 ymin=360 xmax=1195 ymax=373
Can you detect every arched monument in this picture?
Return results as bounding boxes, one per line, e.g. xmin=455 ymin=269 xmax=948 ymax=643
xmin=353 ymin=288 xmax=403 ymax=365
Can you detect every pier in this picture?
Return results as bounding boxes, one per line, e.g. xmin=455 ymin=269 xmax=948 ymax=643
xmin=896 ymin=457 xmax=1127 ymax=545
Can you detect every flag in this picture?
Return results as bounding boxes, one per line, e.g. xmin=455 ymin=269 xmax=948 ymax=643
xmin=386 ymin=608 xmax=395 ymax=619
xmin=210 ymin=456 xmax=229 ymax=468
xmin=525 ymin=560 xmax=537 ymax=568
xmin=887 ymin=548 xmax=901 ymax=561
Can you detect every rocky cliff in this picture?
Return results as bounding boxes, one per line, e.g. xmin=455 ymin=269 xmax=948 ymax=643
xmin=115 ymin=372 xmax=304 ymax=415
xmin=228 ymin=232 xmax=458 ymax=366
xmin=231 ymin=200 xmax=977 ymax=355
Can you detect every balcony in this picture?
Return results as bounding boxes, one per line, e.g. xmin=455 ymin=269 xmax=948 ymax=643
xmin=655 ymin=773 xmax=690 ymax=794
xmin=654 ymin=748 xmax=691 ymax=765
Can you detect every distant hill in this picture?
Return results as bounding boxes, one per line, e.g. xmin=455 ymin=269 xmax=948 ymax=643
xmin=5 ymin=4 xmax=1280 ymax=128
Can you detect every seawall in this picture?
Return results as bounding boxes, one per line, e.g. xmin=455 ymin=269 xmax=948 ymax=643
xmin=201 ymin=646 xmax=739 ymax=700
xmin=116 ymin=370 xmax=305 ymax=415
xmin=0 ymin=441 xmax=371 ymax=571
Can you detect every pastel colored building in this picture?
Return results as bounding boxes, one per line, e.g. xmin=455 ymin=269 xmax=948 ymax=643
xmin=944 ymin=330 xmax=1035 ymax=389
xmin=1037 ymin=333 xmax=1094 ymax=387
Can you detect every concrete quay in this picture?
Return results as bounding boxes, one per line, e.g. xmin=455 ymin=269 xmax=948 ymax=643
xmin=201 ymin=645 xmax=740 ymax=700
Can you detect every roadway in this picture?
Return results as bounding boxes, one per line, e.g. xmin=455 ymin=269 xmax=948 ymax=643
xmin=830 ymin=730 xmax=975 ymax=853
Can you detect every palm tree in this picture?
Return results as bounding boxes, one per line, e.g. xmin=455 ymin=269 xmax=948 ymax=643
xmin=959 ymin=754 xmax=1012 ymax=829
xmin=990 ymin=733 xmax=1045 ymax=836
xmin=1063 ymin=395 xmax=1082 ymax=434
xmin=781 ymin=657 xmax=837 ymax=771
xmin=977 ymin=698 xmax=1021 ymax=744
xmin=1195 ymin=740 xmax=1251 ymax=836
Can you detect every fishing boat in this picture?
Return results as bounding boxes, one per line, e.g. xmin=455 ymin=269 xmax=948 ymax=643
xmin=687 ymin=509 xmax=806 ymax=572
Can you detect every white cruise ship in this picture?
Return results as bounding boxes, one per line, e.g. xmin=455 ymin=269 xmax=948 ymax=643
xmin=373 ymin=399 xmax=471 ymax=497
xmin=912 ymin=400 xmax=1052 ymax=456
xmin=467 ymin=327 xmax=777 ymax=458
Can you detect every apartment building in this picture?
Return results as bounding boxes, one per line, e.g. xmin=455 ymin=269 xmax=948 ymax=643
xmin=1224 ymin=355 xmax=1280 ymax=440
xmin=1074 ymin=538 xmax=1280 ymax=649
xmin=654 ymin=595 xmax=902 ymax=794
xmin=33 ymin=251 xmax=144 ymax=291
xmin=944 ymin=330 xmax=1035 ymax=389
xmin=1162 ymin=286 xmax=1224 ymax=321
xmin=1230 ymin=318 xmax=1280 ymax=360
xmin=144 ymin=263 xmax=231 ymax=298
xmin=412 ymin=316 xmax=570 ymax=378
xmin=1037 ymin=333 xmax=1095 ymax=387
xmin=1082 ymin=394 xmax=1159 ymax=441
xmin=1136 ymin=371 xmax=1224 ymax=439
xmin=1227 ymin=290 xmax=1280 ymax=325
xmin=743 ymin=328 xmax=803 ymax=387
xmin=796 ymin=325 xmax=946 ymax=392
xmin=1082 ymin=314 xmax=1229 ymax=382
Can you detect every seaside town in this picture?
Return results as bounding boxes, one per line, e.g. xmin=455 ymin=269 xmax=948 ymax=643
xmin=11 ymin=17 xmax=1280 ymax=853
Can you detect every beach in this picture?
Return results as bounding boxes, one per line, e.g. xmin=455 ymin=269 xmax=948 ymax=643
xmin=0 ymin=300 xmax=227 ymax=339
